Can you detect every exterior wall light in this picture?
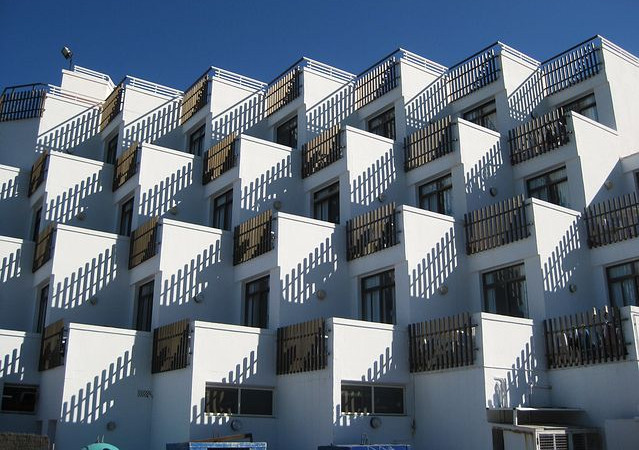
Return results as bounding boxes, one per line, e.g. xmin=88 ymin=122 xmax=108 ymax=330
xmin=61 ymin=46 xmax=73 ymax=69
xmin=106 ymin=421 xmax=116 ymax=431
xmin=230 ymin=419 xmax=242 ymax=431
xmin=489 ymin=187 xmax=498 ymax=197
xmin=273 ymin=200 xmax=282 ymax=210
xmin=604 ymin=180 xmax=613 ymax=190
xmin=168 ymin=206 xmax=179 ymax=215
xmin=193 ymin=293 xmax=204 ymax=303
xmin=438 ymin=284 xmax=449 ymax=295
xmin=569 ymin=284 xmax=578 ymax=293
xmin=377 ymin=193 xmax=387 ymax=203
xmin=370 ymin=417 xmax=382 ymax=429
xmin=76 ymin=211 xmax=86 ymax=221
xmin=316 ymin=289 xmax=327 ymax=300
xmin=88 ymin=296 xmax=98 ymax=306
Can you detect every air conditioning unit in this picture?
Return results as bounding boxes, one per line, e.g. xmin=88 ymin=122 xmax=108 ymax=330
xmin=536 ymin=429 xmax=601 ymax=450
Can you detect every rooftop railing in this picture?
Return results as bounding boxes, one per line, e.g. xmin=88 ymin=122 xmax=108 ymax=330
xmin=0 ymin=83 xmax=48 ymax=122
xmin=301 ymin=124 xmax=344 ymax=178
xmin=277 ymin=318 xmax=327 ymax=375
xmin=112 ymin=141 xmax=139 ymax=191
xmin=541 ymin=36 xmax=602 ymax=96
xmin=464 ymin=195 xmax=531 ymax=255
xmin=233 ymin=210 xmax=274 ymax=265
xmin=33 ymin=224 xmax=55 ymax=272
xmin=129 ymin=217 xmax=160 ymax=269
xmin=180 ymin=71 xmax=210 ymax=125
xmin=447 ymin=43 xmax=500 ymax=102
xmin=28 ymin=151 xmax=49 ymax=197
xmin=100 ymin=80 xmax=124 ymax=132
xmin=202 ymin=133 xmax=237 ymax=184
xmin=151 ymin=319 xmax=191 ymax=373
xmin=508 ymin=108 xmax=570 ymax=165
xmin=404 ymin=115 xmax=455 ymax=171
xmin=346 ymin=203 xmax=399 ymax=260
xmin=38 ymin=319 xmax=66 ymax=371
xmin=584 ymin=193 xmax=639 ymax=248
xmin=265 ymin=66 xmax=301 ymax=117
xmin=354 ymin=57 xmax=399 ymax=110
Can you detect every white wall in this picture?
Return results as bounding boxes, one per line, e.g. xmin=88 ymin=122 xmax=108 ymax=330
xmin=0 ymin=165 xmax=29 ymax=238
xmin=0 ymin=238 xmax=34 ymax=331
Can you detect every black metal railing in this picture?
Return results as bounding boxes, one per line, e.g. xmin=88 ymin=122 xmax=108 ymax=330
xmin=355 ymin=59 xmax=399 ymax=110
xmin=180 ymin=72 xmax=209 ymax=125
xmin=0 ymin=83 xmax=47 ymax=122
xmin=28 ymin=151 xmax=49 ymax=197
xmin=404 ymin=116 xmax=455 ymax=171
xmin=233 ymin=210 xmax=274 ymax=265
xmin=464 ymin=195 xmax=531 ymax=255
xmin=346 ymin=203 xmax=399 ymax=260
xmin=447 ymin=46 xmax=500 ymax=102
xmin=33 ymin=224 xmax=55 ymax=272
xmin=301 ymin=125 xmax=344 ymax=178
xmin=265 ymin=68 xmax=301 ymax=117
xmin=129 ymin=217 xmax=160 ymax=269
xmin=100 ymin=81 xmax=124 ymax=132
xmin=202 ymin=133 xmax=237 ymax=184
xmin=584 ymin=193 xmax=639 ymax=248
xmin=112 ymin=141 xmax=139 ymax=191
xmin=544 ymin=306 xmax=627 ymax=369
xmin=542 ymin=37 xmax=602 ymax=96
xmin=508 ymin=108 xmax=569 ymax=165
xmin=38 ymin=319 xmax=66 ymax=371
xmin=277 ymin=318 xmax=327 ymax=375
xmin=152 ymin=319 xmax=191 ymax=373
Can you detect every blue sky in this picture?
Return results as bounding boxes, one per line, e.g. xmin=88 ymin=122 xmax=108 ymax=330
xmin=0 ymin=0 xmax=637 ymax=91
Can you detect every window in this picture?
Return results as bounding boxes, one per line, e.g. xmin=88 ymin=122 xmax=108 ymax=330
xmin=563 ymin=93 xmax=597 ymax=122
xmin=418 ymin=174 xmax=453 ymax=215
xmin=31 ymin=206 xmax=42 ymax=242
xmin=607 ymin=260 xmax=639 ymax=307
xmin=135 ymin=280 xmax=154 ymax=331
xmin=189 ymin=124 xmax=206 ymax=157
xmin=119 ymin=197 xmax=134 ymax=237
xmin=526 ymin=166 xmax=569 ymax=207
xmin=341 ymin=384 xmax=404 ymax=415
xmin=276 ymin=116 xmax=297 ymax=148
xmin=313 ymin=182 xmax=340 ymax=224
xmin=368 ymin=108 xmax=395 ymax=140
xmin=212 ymin=189 xmax=233 ymax=231
xmin=35 ymin=284 xmax=48 ymax=333
xmin=105 ymin=134 xmax=118 ymax=165
xmin=205 ymin=385 xmax=273 ymax=416
xmin=244 ymin=276 xmax=269 ymax=328
xmin=483 ymin=264 xmax=528 ymax=318
xmin=361 ymin=269 xmax=395 ymax=324
xmin=1 ymin=384 xmax=38 ymax=413
xmin=463 ymin=100 xmax=497 ymax=131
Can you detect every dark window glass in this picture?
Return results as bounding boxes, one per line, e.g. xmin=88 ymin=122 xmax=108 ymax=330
xmin=105 ymin=134 xmax=118 ymax=165
xmin=418 ymin=174 xmax=453 ymax=215
xmin=205 ymin=387 xmax=238 ymax=414
xmin=276 ymin=116 xmax=298 ymax=148
xmin=342 ymin=385 xmax=372 ymax=414
xmin=483 ymin=264 xmax=528 ymax=318
xmin=189 ymin=124 xmax=206 ymax=157
xmin=212 ymin=189 xmax=233 ymax=231
xmin=240 ymin=389 xmax=273 ymax=416
xmin=313 ymin=182 xmax=340 ymax=224
xmin=373 ymin=386 xmax=404 ymax=414
xmin=526 ymin=166 xmax=569 ymax=207
xmin=32 ymin=206 xmax=42 ymax=242
xmin=463 ymin=100 xmax=497 ymax=131
xmin=35 ymin=284 xmax=48 ymax=333
xmin=607 ymin=260 xmax=639 ymax=307
xmin=1 ymin=384 xmax=38 ymax=413
xmin=119 ymin=197 xmax=134 ymax=237
xmin=244 ymin=276 xmax=269 ymax=328
xmin=368 ymin=108 xmax=396 ymax=140
xmin=563 ymin=93 xmax=598 ymax=122
xmin=361 ymin=270 xmax=395 ymax=324
xmin=135 ymin=280 xmax=154 ymax=331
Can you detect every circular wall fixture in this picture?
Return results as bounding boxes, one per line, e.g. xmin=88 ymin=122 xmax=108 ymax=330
xmin=370 ymin=417 xmax=382 ymax=429
xmin=569 ymin=284 xmax=578 ymax=293
xmin=106 ymin=421 xmax=116 ymax=431
xmin=316 ymin=289 xmax=327 ymax=300
xmin=438 ymin=284 xmax=449 ymax=295
xmin=273 ymin=200 xmax=283 ymax=210
xmin=489 ymin=187 xmax=498 ymax=197
xmin=230 ymin=418 xmax=243 ymax=431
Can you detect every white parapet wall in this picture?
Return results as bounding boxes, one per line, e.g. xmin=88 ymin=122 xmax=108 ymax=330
xmin=0 ymin=237 xmax=34 ymax=331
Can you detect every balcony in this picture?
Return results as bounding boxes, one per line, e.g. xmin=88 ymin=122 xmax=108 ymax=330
xmin=346 ymin=203 xmax=399 ymax=260
xmin=447 ymin=43 xmax=500 ymax=103
xmin=0 ymin=83 xmax=47 ymax=122
xmin=112 ymin=141 xmax=139 ymax=191
xmin=301 ymin=124 xmax=344 ymax=178
xmin=100 ymin=80 xmax=124 ymax=132
xmin=38 ymin=319 xmax=66 ymax=371
xmin=129 ymin=216 xmax=160 ymax=269
xmin=33 ymin=223 xmax=55 ymax=272
xmin=404 ymin=115 xmax=455 ymax=171
xmin=265 ymin=66 xmax=301 ymax=117
xmin=233 ymin=210 xmax=274 ymax=265
xmin=541 ymin=36 xmax=602 ymax=96
xmin=28 ymin=150 xmax=49 ymax=196
xmin=180 ymin=71 xmax=209 ymax=125
xmin=508 ymin=108 xmax=570 ymax=165
xmin=584 ymin=193 xmax=639 ymax=248
xmin=464 ymin=195 xmax=531 ymax=255
xmin=202 ymin=133 xmax=237 ymax=184
xmin=354 ymin=56 xmax=399 ymax=110
xmin=276 ymin=318 xmax=327 ymax=375
xmin=152 ymin=319 xmax=191 ymax=373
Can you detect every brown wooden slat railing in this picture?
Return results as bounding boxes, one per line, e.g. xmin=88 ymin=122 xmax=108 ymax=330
xmin=233 ymin=210 xmax=274 ymax=265
xmin=202 ymin=133 xmax=237 ymax=184
xmin=152 ymin=319 xmax=191 ymax=373
xmin=0 ymin=83 xmax=47 ymax=122
xmin=544 ymin=306 xmax=627 ymax=369
xmin=301 ymin=125 xmax=344 ymax=178
xmin=584 ymin=193 xmax=639 ymax=248
xmin=129 ymin=217 xmax=160 ymax=269
xmin=346 ymin=203 xmax=399 ymax=261
xmin=100 ymin=81 xmax=124 ymax=132
xmin=508 ymin=108 xmax=569 ymax=165
xmin=277 ymin=318 xmax=327 ymax=375
xmin=180 ymin=74 xmax=209 ymax=125
xmin=265 ymin=68 xmax=301 ymax=117
xmin=355 ymin=59 xmax=399 ymax=110
xmin=448 ymin=48 xmax=500 ymax=102
xmin=28 ymin=151 xmax=49 ymax=197
xmin=464 ymin=195 xmax=531 ymax=255
xmin=33 ymin=224 xmax=55 ymax=272
xmin=112 ymin=141 xmax=139 ymax=191
xmin=409 ymin=313 xmax=475 ymax=372
xmin=542 ymin=40 xmax=601 ymax=96
xmin=404 ymin=116 xmax=455 ymax=171
xmin=38 ymin=319 xmax=66 ymax=371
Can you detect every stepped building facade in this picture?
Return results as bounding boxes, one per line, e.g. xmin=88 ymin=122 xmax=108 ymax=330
xmin=1 ymin=35 xmax=639 ymax=449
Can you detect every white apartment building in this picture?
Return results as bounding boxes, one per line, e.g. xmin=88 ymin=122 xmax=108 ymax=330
xmin=0 ymin=35 xmax=638 ymax=450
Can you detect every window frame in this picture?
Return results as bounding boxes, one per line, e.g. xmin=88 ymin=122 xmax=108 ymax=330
xmin=367 ymin=107 xmax=396 ymax=140
xmin=118 ymin=196 xmax=134 ymax=237
xmin=211 ymin=189 xmax=233 ymax=231
xmin=482 ymin=263 xmax=528 ymax=319
xmin=526 ymin=166 xmax=569 ymax=207
xmin=361 ymin=269 xmax=396 ymax=325
xmin=1 ymin=383 xmax=39 ymax=414
xmin=562 ymin=92 xmax=598 ymax=122
xmin=313 ymin=181 xmax=340 ymax=224
xmin=341 ymin=383 xmax=404 ymax=416
xmin=418 ymin=173 xmax=453 ymax=216
xmin=31 ymin=205 xmax=43 ymax=242
xmin=135 ymin=279 xmax=154 ymax=332
xmin=244 ymin=275 xmax=269 ymax=329
xmin=188 ymin=123 xmax=206 ymax=157
xmin=462 ymin=99 xmax=497 ymax=131
xmin=105 ymin=133 xmax=118 ymax=165
xmin=275 ymin=115 xmax=298 ymax=148
xmin=204 ymin=384 xmax=274 ymax=417
xmin=606 ymin=259 xmax=639 ymax=308
xmin=35 ymin=283 xmax=49 ymax=334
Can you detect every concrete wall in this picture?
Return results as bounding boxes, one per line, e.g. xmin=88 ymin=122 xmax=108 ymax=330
xmin=0 ymin=165 xmax=29 ymax=239
xmin=0 ymin=238 xmax=34 ymax=331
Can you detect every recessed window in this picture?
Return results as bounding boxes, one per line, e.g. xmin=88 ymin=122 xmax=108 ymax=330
xmin=105 ymin=134 xmax=118 ymax=165
xmin=418 ymin=174 xmax=453 ymax=216
xmin=563 ymin=93 xmax=597 ymax=122
xmin=119 ymin=197 xmax=134 ymax=237
xmin=35 ymin=284 xmax=48 ymax=333
xmin=526 ymin=166 xmax=569 ymax=207
xmin=135 ymin=280 xmax=154 ymax=332
xmin=276 ymin=116 xmax=298 ymax=148
xmin=1 ymin=383 xmax=38 ymax=414
xmin=463 ymin=100 xmax=497 ymax=131
xmin=483 ymin=264 xmax=528 ymax=318
xmin=361 ymin=269 xmax=395 ymax=324
xmin=31 ymin=205 xmax=42 ymax=242
xmin=205 ymin=385 xmax=273 ymax=416
xmin=212 ymin=189 xmax=233 ymax=231
xmin=368 ymin=108 xmax=396 ymax=140
xmin=341 ymin=384 xmax=404 ymax=415
xmin=313 ymin=182 xmax=340 ymax=224
xmin=189 ymin=124 xmax=206 ymax=157
xmin=607 ymin=260 xmax=639 ymax=307
xmin=244 ymin=276 xmax=269 ymax=328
